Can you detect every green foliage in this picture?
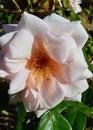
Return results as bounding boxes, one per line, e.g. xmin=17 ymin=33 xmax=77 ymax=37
xmin=38 ymin=110 xmax=72 ymax=130
xmin=38 ymin=101 xmax=93 ymax=130
xmin=16 ymin=103 xmax=27 ymax=130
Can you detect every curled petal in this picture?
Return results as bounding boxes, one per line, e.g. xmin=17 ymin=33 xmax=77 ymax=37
xmin=22 ymin=76 xmax=65 ymax=111
xmin=44 ymin=13 xmax=69 ymax=23
xmin=71 ymin=21 xmax=88 ymax=48
xmin=8 ymin=69 xmax=29 ymax=94
xmin=68 ymin=61 xmax=91 ymax=81
xmin=0 ymin=69 xmax=9 ymax=78
xmin=44 ymin=14 xmax=78 ymax=36
xmin=7 ymin=29 xmax=34 ymax=59
xmin=0 ymin=31 xmax=16 ymax=47
xmin=17 ymin=12 xmax=50 ymax=37
xmin=21 ymin=88 xmax=40 ymax=111
xmin=46 ymin=33 xmax=76 ymax=63
xmin=3 ymin=24 xmax=17 ymax=33
xmin=2 ymin=56 xmax=27 ymax=73
xmin=62 ymin=80 xmax=88 ymax=98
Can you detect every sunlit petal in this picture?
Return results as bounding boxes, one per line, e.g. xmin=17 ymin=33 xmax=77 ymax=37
xmin=40 ymin=76 xmax=65 ymax=108
xmin=8 ymin=69 xmax=29 ymax=94
xmin=17 ymin=12 xmax=50 ymax=37
xmin=62 ymin=80 xmax=88 ymax=98
xmin=71 ymin=21 xmax=88 ymax=48
xmin=7 ymin=29 xmax=34 ymax=59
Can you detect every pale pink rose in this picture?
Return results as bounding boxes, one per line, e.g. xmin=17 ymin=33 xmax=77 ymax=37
xmin=0 ymin=12 xmax=92 ymax=115
xmin=69 ymin=0 xmax=82 ymax=13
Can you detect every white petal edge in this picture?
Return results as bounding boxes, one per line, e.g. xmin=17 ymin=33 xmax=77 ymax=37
xmin=44 ymin=13 xmax=69 ymax=23
xmin=71 ymin=21 xmax=88 ymax=48
xmin=8 ymin=69 xmax=30 ymax=94
xmin=35 ymin=109 xmax=47 ymax=118
xmin=0 ymin=69 xmax=9 ymax=78
xmin=0 ymin=31 xmax=16 ymax=47
xmin=3 ymin=24 xmax=17 ymax=33
xmin=17 ymin=12 xmax=50 ymax=37
xmin=65 ymin=94 xmax=82 ymax=102
xmin=62 ymin=80 xmax=88 ymax=98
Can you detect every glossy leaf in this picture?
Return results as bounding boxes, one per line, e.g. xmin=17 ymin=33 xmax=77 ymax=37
xmin=38 ymin=110 xmax=72 ymax=130
xmin=53 ymin=101 xmax=67 ymax=113
xmin=64 ymin=108 xmax=77 ymax=126
xmin=73 ymin=111 xmax=87 ymax=130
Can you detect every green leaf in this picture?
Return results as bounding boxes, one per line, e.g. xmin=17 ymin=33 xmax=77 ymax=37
xmin=77 ymin=102 xmax=92 ymax=116
xmin=64 ymin=101 xmax=78 ymax=107
xmin=70 ymin=12 xmax=78 ymax=21
xmin=64 ymin=108 xmax=77 ymax=126
xmin=38 ymin=110 xmax=72 ymax=130
xmin=53 ymin=101 xmax=67 ymax=113
xmin=90 ymin=46 xmax=93 ymax=54
xmin=73 ymin=111 xmax=87 ymax=130
xmin=16 ymin=103 xmax=27 ymax=130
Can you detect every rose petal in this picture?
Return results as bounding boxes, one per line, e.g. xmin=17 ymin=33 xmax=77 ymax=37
xmin=21 ymin=88 xmax=40 ymax=111
xmin=44 ymin=13 xmax=69 ymax=23
xmin=40 ymin=76 xmax=64 ymax=108
xmin=35 ymin=109 xmax=47 ymax=118
xmin=62 ymin=80 xmax=88 ymax=98
xmin=82 ymin=69 xmax=93 ymax=79
xmin=8 ymin=69 xmax=29 ymax=94
xmin=71 ymin=21 xmax=88 ymax=48
xmin=51 ymin=61 xmax=70 ymax=84
xmin=17 ymin=12 xmax=50 ymax=37
xmin=65 ymin=94 xmax=82 ymax=102
xmin=44 ymin=15 xmax=88 ymax=47
xmin=44 ymin=14 xmax=77 ymax=35
xmin=2 ymin=56 xmax=27 ymax=73
xmin=7 ymin=29 xmax=34 ymax=59
xmin=0 ymin=31 xmax=16 ymax=47
xmin=67 ymin=47 xmax=86 ymax=62
xmin=0 ymin=69 xmax=9 ymax=78
xmin=3 ymin=24 xmax=17 ymax=33
xmin=46 ymin=33 xmax=76 ymax=63
xmin=68 ymin=61 xmax=90 ymax=81
xmin=22 ymin=76 xmax=65 ymax=111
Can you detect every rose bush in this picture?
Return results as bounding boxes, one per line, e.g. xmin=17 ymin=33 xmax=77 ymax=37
xmin=0 ymin=12 xmax=92 ymax=116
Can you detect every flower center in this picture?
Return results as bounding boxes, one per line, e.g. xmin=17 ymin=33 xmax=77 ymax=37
xmin=26 ymin=46 xmax=55 ymax=80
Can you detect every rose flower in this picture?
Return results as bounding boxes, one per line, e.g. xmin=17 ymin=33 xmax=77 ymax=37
xmin=0 ymin=12 xmax=92 ymax=115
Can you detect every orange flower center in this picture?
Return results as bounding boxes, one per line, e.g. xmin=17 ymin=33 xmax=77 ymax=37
xmin=26 ymin=46 xmax=56 ymax=81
